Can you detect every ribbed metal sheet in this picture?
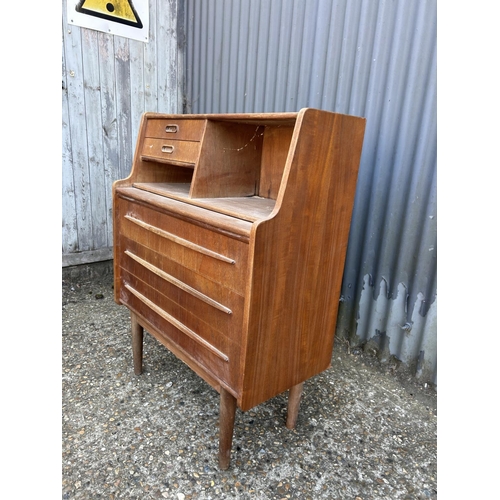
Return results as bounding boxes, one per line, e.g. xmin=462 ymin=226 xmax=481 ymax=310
xmin=184 ymin=0 xmax=437 ymax=384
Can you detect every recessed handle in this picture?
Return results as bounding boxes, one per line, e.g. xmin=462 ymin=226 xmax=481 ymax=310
xmin=165 ymin=124 xmax=178 ymax=133
xmin=161 ymin=145 xmax=174 ymax=154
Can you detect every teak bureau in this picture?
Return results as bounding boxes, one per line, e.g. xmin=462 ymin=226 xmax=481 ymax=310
xmin=113 ymin=108 xmax=366 ymax=469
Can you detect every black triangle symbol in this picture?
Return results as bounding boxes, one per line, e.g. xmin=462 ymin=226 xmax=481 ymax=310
xmin=76 ymin=0 xmax=143 ymax=29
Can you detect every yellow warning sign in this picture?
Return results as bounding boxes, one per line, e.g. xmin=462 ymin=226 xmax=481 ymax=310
xmin=75 ymin=0 xmax=142 ymax=29
xmin=69 ymin=0 xmax=148 ymax=42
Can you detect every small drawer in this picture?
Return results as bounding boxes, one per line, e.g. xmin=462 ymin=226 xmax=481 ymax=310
xmin=141 ymin=138 xmax=200 ymax=165
xmin=144 ymin=119 xmax=206 ymax=141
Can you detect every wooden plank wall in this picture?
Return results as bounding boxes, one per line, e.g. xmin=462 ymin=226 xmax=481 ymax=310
xmin=62 ymin=0 xmax=184 ymax=266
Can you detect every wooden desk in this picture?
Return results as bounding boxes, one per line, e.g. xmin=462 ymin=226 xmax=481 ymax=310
xmin=113 ymin=108 xmax=366 ymax=469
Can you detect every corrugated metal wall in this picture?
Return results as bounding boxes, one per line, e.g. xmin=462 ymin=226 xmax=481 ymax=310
xmin=62 ymin=0 xmax=185 ymax=266
xmin=184 ymin=0 xmax=437 ymax=384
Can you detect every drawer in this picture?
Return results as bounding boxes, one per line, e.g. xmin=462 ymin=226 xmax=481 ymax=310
xmin=116 ymin=198 xmax=249 ymax=295
xmin=120 ymin=247 xmax=245 ymax=335
xmin=144 ymin=119 xmax=206 ymax=141
xmin=141 ymin=138 xmax=201 ymax=165
xmin=120 ymin=279 xmax=236 ymax=386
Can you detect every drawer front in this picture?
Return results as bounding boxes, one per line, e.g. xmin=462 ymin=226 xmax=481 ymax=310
xmin=117 ymin=198 xmax=249 ymax=294
xmin=144 ymin=119 xmax=206 ymax=141
xmin=121 ymin=279 xmax=234 ymax=385
xmin=142 ymin=138 xmax=201 ymax=165
xmin=121 ymin=244 xmax=245 ymax=334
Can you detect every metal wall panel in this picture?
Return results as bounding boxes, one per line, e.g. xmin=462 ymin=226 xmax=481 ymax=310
xmin=184 ymin=0 xmax=437 ymax=384
xmin=62 ymin=0 xmax=184 ymax=266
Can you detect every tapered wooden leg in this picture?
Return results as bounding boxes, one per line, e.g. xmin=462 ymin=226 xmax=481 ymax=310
xmin=286 ymin=382 xmax=304 ymax=429
xmin=219 ymin=387 xmax=237 ymax=470
xmin=131 ymin=313 xmax=144 ymax=376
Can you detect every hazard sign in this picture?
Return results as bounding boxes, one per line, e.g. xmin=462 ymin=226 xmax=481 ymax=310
xmin=67 ymin=0 xmax=149 ymax=43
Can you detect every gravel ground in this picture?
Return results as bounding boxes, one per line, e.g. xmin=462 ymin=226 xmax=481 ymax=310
xmin=62 ymin=262 xmax=437 ymax=500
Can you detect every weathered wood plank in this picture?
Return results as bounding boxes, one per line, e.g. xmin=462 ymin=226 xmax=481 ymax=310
xmin=82 ymin=28 xmax=108 ymax=249
xmin=158 ymin=0 xmax=182 ymax=113
xmin=98 ymin=31 xmax=119 ymax=248
xmin=130 ymin=39 xmax=145 ymax=146
xmin=144 ymin=0 xmax=159 ymax=112
xmin=62 ymin=247 xmax=113 ymax=267
xmin=62 ymin=13 xmax=78 ymax=254
xmin=114 ymin=36 xmax=134 ymax=181
xmin=63 ymin=18 xmax=93 ymax=252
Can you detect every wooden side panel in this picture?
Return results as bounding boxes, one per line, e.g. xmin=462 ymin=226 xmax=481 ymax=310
xmin=239 ymin=109 xmax=366 ymax=410
xmin=190 ymin=121 xmax=264 ymax=198
xmin=259 ymin=125 xmax=294 ymax=200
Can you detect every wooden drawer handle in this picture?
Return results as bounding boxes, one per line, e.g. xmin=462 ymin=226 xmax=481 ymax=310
xmin=124 ymin=215 xmax=236 ymax=264
xmin=161 ymin=145 xmax=174 ymax=154
xmin=165 ymin=124 xmax=179 ymax=133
